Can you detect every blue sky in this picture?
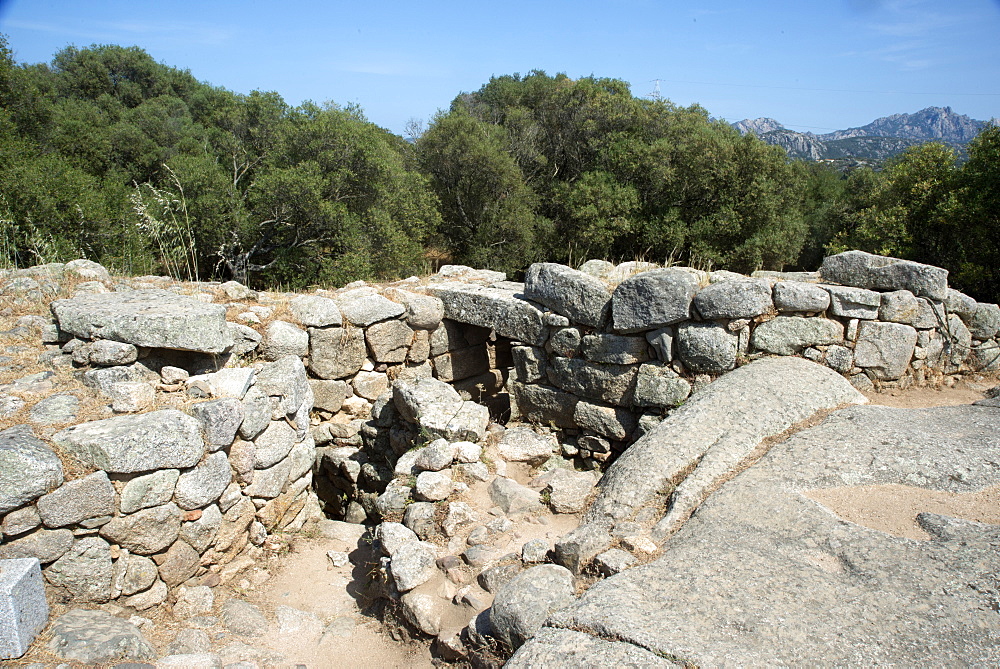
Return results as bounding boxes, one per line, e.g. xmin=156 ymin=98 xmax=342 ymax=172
xmin=1 ymin=0 xmax=998 ymax=135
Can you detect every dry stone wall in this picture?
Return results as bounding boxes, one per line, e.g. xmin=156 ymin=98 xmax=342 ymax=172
xmin=0 ymin=251 xmax=997 ymax=616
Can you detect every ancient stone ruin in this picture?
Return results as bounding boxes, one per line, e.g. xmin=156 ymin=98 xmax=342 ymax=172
xmin=0 ymin=251 xmax=997 ymax=665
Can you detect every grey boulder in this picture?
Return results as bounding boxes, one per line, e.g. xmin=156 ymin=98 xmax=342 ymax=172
xmin=693 ymin=277 xmax=773 ymax=319
xmin=524 ymin=262 xmax=612 ymax=328
xmin=490 ymin=564 xmax=576 ymax=651
xmin=611 ymin=268 xmax=699 ymax=333
xmin=586 ymin=357 xmax=865 ymax=535
xmin=676 ymin=322 xmax=738 ymax=373
xmin=751 ymin=316 xmax=844 ymax=356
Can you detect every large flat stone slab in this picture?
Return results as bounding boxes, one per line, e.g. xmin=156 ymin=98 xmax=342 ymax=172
xmin=541 ymin=403 xmax=1000 ymax=665
xmin=52 ymin=410 xmax=205 ymax=473
xmin=51 ymin=289 xmax=233 ymax=353
xmin=426 ymin=283 xmax=547 ymax=346
xmin=820 ymin=250 xmax=949 ymax=301
xmin=585 ymin=356 xmax=865 ymax=531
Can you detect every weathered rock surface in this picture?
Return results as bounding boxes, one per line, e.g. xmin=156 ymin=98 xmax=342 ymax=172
xmin=490 ymin=564 xmax=575 ymax=651
xmin=428 ymin=282 xmax=547 ymax=346
xmin=0 ymin=425 xmax=64 ymax=514
xmin=541 ymin=403 xmax=1000 ymax=666
xmin=524 ymin=263 xmax=612 ymax=328
xmin=586 ymin=357 xmax=865 ymax=533
xmin=611 ymin=268 xmax=698 ymax=333
xmin=507 ymin=627 xmax=674 ymax=668
xmin=47 ymin=609 xmax=154 ymax=663
xmin=820 ymin=250 xmax=949 ymax=300
xmin=50 ymin=289 xmax=232 ymax=353
xmin=52 ymin=410 xmax=205 ymax=473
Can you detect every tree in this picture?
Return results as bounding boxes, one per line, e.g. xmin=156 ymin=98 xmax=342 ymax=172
xmin=417 ymin=110 xmax=546 ymax=272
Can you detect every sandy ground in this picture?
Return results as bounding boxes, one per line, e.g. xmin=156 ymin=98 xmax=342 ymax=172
xmin=253 ymin=538 xmax=436 ymax=669
xmin=805 ymin=381 xmax=999 ymax=541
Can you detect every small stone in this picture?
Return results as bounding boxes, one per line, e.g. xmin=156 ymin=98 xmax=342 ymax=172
xmin=401 ymin=591 xmax=442 ymax=636
xmin=594 ymin=548 xmax=638 ymax=576
xmin=173 ymin=585 xmax=215 ymax=618
xmin=554 ymin=523 xmax=613 ymax=574
xmin=415 ymin=470 xmax=453 ymax=502
xmin=488 ymin=478 xmax=542 ymax=515
xmin=478 ymin=563 xmax=522 ymax=593
xmin=109 ymin=381 xmax=155 ymax=413
xmin=414 ymin=438 xmax=455 ymax=472
xmin=497 ymin=427 xmax=555 ymax=466
xmin=221 ymin=599 xmax=268 ymax=637
xmin=442 ymin=502 xmax=479 ymax=537
xmin=28 ymin=393 xmax=79 ymax=425
xmin=389 ymin=541 xmax=438 ymax=591
xmin=521 ymin=539 xmax=550 ymax=563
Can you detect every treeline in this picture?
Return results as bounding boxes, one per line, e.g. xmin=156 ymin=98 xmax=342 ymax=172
xmin=0 ymin=39 xmax=996 ymax=300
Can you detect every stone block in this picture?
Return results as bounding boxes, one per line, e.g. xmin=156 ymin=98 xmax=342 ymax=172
xmin=611 ymin=268 xmax=699 ymax=333
xmin=523 ymin=262 xmax=612 ymax=328
xmin=854 ymin=321 xmax=918 ymax=380
xmin=427 ymin=283 xmax=547 ymax=346
xmin=580 ymin=334 xmax=650 ymax=364
xmin=632 ymin=363 xmax=691 ymax=408
xmin=289 ymin=294 xmax=342 ymax=328
xmin=0 ymin=426 xmax=63 ymax=514
xmin=335 ymin=290 xmax=406 ymax=326
xmin=676 ymin=322 xmax=738 ymax=374
xmin=693 ymin=277 xmax=773 ymax=319
xmin=751 ymin=316 xmax=844 ymax=356
xmin=366 ymin=319 xmax=414 ymax=363
xmin=50 ymin=289 xmax=232 ymax=353
xmin=0 ymin=558 xmax=48 ymax=660
xmin=432 ymin=345 xmax=490 ymax=382
xmin=308 ymin=327 xmax=366 ymax=379
xmin=259 ymin=320 xmax=309 ymax=361
xmin=109 ymin=381 xmax=155 ymax=413
xmin=772 ymin=281 xmax=830 ymax=312
xmin=820 ymin=250 xmax=949 ymax=300
xmin=53 ymin=410 xmax=205 ymax=474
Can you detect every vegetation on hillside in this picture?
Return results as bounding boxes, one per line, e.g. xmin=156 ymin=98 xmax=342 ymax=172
xmin=0 ymin=38 xmax=996 ymax=300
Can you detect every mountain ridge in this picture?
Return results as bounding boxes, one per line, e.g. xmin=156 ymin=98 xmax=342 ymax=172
xmin=733 ymin=107 xmax=992 ymax=162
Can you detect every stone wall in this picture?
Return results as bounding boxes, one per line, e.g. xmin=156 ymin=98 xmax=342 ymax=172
xmin=425 ymin=251 xmax=999 ymax=465
xmin=1 ymin=250 xmax=997 ymax=612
